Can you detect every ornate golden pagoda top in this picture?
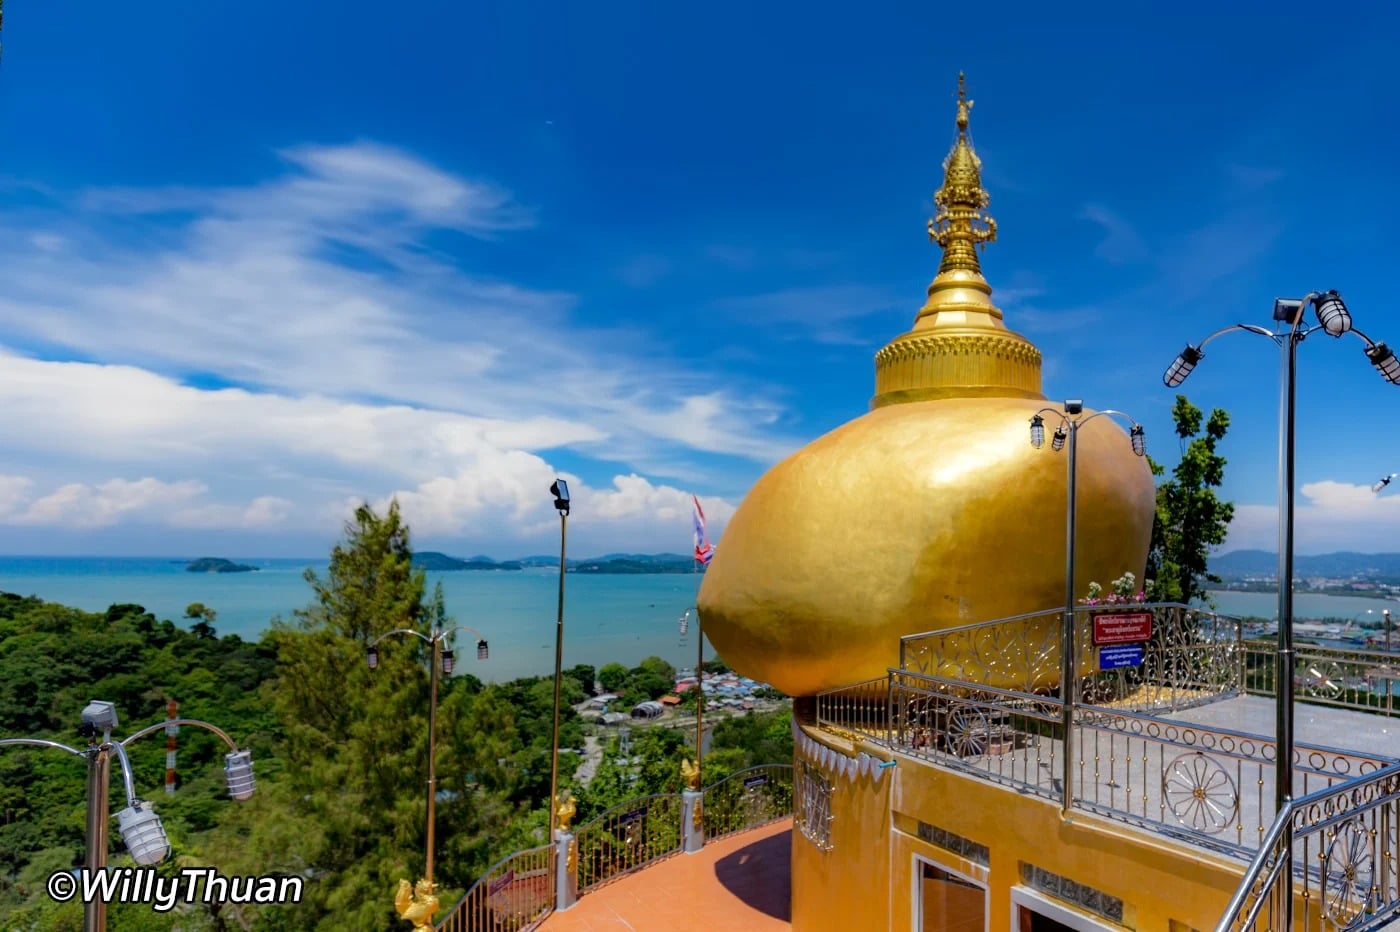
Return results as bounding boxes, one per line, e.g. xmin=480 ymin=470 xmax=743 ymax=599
xmin=870 ymin=73 xmax=1043 ymax=408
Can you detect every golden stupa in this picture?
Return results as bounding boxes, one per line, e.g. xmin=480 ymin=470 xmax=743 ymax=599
xmin=698 ymin=75 xmax=1155 ymax=697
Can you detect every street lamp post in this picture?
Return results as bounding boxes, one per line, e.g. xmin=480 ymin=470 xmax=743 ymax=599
xmin=1030 ymin=400 xmax=1147 ymax=815
xmin=1373 ymin=475 xmax=1400 ymax=652
xmin=547 ymin=479 xmax=571 ymax=843
xmin=367 ymin=622 xmax=489 ymax=897
xmin=1164 ymin=289 xmax=1400 ymax=925
xmin=679 ymin=607 xmax=703 ymax=787
xmin=0 ymin=700 xmax=255 ymax=932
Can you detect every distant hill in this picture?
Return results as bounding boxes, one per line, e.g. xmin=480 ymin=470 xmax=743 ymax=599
xmin=185 ymin=557 xmax=258 ymax=573
xmin=421 ymin=552 xmax=702 ymax=573
xmin=412 ymin=551 xmax=522 ymax=571
xmin=1213 ymin=550 xmax=1400 ymax=578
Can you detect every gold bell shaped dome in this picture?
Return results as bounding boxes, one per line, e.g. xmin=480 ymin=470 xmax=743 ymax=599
xmin=872 ymin=72 xmax=1043 ymax=408
xmin=696 ymin=75 xmax=1154 ymax=698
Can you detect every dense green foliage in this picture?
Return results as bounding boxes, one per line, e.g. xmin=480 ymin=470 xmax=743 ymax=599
xmin=1146 ymin=395 xmax=1235 ymax=605
xmin=0 ymin=501 xmax=791 ymax=930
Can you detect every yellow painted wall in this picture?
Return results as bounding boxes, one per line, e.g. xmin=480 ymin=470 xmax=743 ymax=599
xmin=792 ymin=724 xmax=1250 ymax=932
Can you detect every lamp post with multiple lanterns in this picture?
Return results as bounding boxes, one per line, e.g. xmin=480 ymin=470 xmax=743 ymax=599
xmin=1029 ymin=400 xmax=1146 ymax=815
xmin=1164 ymin=289 xmax=1400 ymax=925
xmin=366 ymin=622 xmax=489 ymax=890
xmin=0 ymin=700 xmax=255 ymax=932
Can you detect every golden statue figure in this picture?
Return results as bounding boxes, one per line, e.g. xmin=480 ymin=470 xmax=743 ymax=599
xmin=394 ymin=878 xmax=439 ymax=932
xmin=555 ymin=793 xmax=576 ymax=832
xmin=681 ymin=757 xmax=701 ymax=790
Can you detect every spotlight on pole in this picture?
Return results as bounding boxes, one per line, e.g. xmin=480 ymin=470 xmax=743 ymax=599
xmin=440 ymin=649 xmax=455 ymax=675
xmin=476 ymin=639 xmax=489 ymax=660
xmin=1163 ymin=345 xmax=1203 ymax=387
xmin=1050 ymin=426 xmax=1067 ymax=452
xmin=1130 ymin=424 xmax=1147 ymax=457
xmin=550 ymin=480 xmax=570 ymax=516
xmin=223 ymin=750 xmax=256 ymax=801
xmin=366 ymin=646 xmax=379 ymax=671
xmin=1374 ymin=474 xmax=1397 ymax=494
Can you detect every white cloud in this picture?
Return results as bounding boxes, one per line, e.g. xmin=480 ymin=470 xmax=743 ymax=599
xmin=0 ymin=143 xmax=787 ymax=549
xmin=12 ymin=478 xmax=206 ymax=529
xmin=1224 ymin=480 xmax=1400 ymax=553
xmin=1080 ymin=204 xmax=1148 ymax=264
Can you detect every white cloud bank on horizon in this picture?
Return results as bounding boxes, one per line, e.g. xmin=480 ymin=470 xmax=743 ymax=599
xmin=1223 ymin=480 xmax=1400 ymax=554
xmin=0 ymin=142 xmax=768 ymax=553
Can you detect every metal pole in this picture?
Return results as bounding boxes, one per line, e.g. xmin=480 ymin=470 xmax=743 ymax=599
xmin=1061 ymin=419 xmax=1078 ymax=816
xmin=696 ymin=614 xmax=704 ymax=787
xmin=1387 ymin=609 xmax=1392 ymax=653
xmin=1277 ymin=329 xmax=1298 ymax=925
xmin=84 ymin=745 xmax=111 ymax=932
xmin=548 ymin=513 xmax=568 ymax=842
xmin=426 ymin=635 xmax=439 ymax=886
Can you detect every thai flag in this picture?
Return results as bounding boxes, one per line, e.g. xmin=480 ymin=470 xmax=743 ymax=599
xmin=692 ymin=495 xmax=714 ymax=565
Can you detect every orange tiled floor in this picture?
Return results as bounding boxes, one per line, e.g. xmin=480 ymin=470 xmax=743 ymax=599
xmin=538 ymin=818 xmax=792 ymax=931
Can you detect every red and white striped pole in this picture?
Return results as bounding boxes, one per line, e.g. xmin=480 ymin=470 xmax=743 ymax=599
xmin=164 ymin=699 xmax=178 ymax=794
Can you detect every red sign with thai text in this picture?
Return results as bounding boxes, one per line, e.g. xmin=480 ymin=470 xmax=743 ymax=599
xmin=1092 ymin=612 xmax=1153 ymax=645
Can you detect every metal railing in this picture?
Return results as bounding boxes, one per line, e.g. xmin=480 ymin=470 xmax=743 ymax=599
xmin=437 ymin=844 xmax=554 ymax=932
xmin=900 ymin=603 xmax=1243 ymax=713
xmin=889 ymin=670 xmax=1065 ymax=802
xmin=1217 ymin=762 xmax=1400 ymax=931
xmin=702 ymin=764 xmax=794 ymax=842
xmin=1242 ymin=638 xmax=1400 ymax=717
xmin=575 ymin=792 xmax=685 ymax=892
xmin=434 ymin=762 xmax=793 ymax=931
xmin=814 ymin=677 xmax=889 ymax=740
xmin=1071 ymin=705 xmax=1387 ymax=857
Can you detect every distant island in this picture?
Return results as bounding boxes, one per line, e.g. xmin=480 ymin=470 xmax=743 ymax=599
xmin=412 ymin=551 xmax=522 ymax=571
xmin=407 ymin=551 xmax=704 ymax=574
xmin=185 ymin=557 xmax=258 ymax=574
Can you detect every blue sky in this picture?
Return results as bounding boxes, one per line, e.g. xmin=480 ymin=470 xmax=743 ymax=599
xmin=0 ymin=1 xmax=1397 ymax=557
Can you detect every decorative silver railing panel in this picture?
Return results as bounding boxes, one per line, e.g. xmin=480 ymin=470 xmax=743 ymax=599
xmin=574 ymin=792 xmax=685 ymax=892
xmin=1243 ymin=639 xmax=1400 ymax=718
xmin=702 ymin=764 xmax=793 ymax=842
xmin=889 ymin=670 xmax=1065 ymax=802
xmin=436 ymin=843 xmax=554 ymax=932
xmin=1072 ymin=705 xmax=1390 ymax=857
xmin=814 ymin=676 xmax=889 ymax=741
xmin=1217 ymin=763 xmax=1400 ymax=931
xmin=900 ymin=603 xmax=1243 ymax=713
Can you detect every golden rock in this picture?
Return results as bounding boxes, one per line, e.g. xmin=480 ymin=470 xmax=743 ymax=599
xmin=698 ymin=75 xmax=1154 ymax=697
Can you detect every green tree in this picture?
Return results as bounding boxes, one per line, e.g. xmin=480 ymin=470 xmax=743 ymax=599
xmin=598 ymin=662 xmax=628 ymax=694
xmin=1145 ymin=395 xmax=1235 ymax=605
xmin=184 ymin=602 xmax=217 ymax=639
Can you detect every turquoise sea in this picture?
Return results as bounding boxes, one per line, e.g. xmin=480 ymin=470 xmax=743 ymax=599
xmin=0 ymin=557 xmax=711 ymax=683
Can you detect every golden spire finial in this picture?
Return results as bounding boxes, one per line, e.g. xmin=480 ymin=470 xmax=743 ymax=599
xmin=870 ymin=73 xmax=1042 ymax=409
xmin=926 ymin=72 xmax=996 ymax=275
xmin=956 ymin=72 xmax=972 ymax=131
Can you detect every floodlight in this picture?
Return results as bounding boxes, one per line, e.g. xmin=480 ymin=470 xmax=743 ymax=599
xmin=366 ymin=646 xmax=379 ymax=671
xmin=80 ymin=701 xmax=119 ymax=734
xmin=1050 ymin=426 xmax=1067 ymax=452
xmin=1030 ymin=415 xmax=1045 ymax=449
xmin=476 ymin=639 xmax=489 ymax=660
xmin=1130 ymin=424 xmax=1146 ymax=457
xmin=550 ymin=479 xmax=571 ymax=516
xmin=440 ymin=649 xmax=455 ymax=675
